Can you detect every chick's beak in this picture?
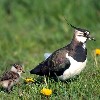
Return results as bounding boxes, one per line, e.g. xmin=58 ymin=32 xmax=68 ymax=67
xmin=22 ymin=70 xmax=25 ymax=73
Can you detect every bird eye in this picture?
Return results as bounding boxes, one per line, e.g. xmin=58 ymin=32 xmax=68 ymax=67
xmin=84 ymin=32 xmax=87 ymax=36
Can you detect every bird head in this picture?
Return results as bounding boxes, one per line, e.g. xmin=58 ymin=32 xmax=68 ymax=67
xmin=65 ymin=19 xmax=95 ymax=43
xmin=74 ymin=28 xmax=95 ymax=43
xmin=11 ymin=64 xmax=25 ymax=75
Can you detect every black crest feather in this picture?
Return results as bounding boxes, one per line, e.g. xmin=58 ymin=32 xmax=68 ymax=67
xmin=64 ymin=18 xmax=89 ymax=33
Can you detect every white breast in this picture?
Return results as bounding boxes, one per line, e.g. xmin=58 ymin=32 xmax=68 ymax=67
xmin=59 ymin=54 xmax=87 ymax=81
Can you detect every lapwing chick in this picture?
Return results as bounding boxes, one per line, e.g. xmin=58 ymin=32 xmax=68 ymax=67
xmin=30 ymin=23 xmax=95 ymax=81
xmin=0 ymin=64 xmax=25 ymax=92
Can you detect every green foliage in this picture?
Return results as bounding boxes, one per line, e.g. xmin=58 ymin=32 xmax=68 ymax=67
xmin=0 ymin=0 xmax=100 ymax=99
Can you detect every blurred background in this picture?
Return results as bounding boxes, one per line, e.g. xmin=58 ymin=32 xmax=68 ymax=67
xmin=0 ymin=1 xmax=100 ymax=99
xmin=0 ymin=0 xmax=100 ymax=70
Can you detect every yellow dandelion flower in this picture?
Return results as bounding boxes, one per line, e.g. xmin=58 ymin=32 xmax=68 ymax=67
xmin=24 ymin=77 xmax=34 ymax=83
xmin=95 ymin=49 xmax=100 ymax=55
xmin=40 ymin=88 xmax=52 ymax=96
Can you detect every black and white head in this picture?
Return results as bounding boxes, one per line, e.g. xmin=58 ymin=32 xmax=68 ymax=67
xmin=11 ymin=64 xmax=25 ymax=75
xmin=65 ymin=19 xmax=95 ymax=43
xmin=74 ymin=28 xmax=95 ymax=43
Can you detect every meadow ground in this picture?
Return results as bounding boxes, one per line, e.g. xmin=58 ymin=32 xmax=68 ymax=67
xmin=0 ymin=0 xmax=100 ymax=100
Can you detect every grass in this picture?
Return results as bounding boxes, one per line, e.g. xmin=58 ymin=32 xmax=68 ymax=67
xmin=0 ymin=0 xmax=100 ymax=99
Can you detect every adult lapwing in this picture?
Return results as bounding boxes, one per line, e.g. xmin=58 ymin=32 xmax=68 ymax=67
xmin=30 ymin=22 xmax=95 ymax=81
xmin=0 ymin=64 xmax=25 ymax=92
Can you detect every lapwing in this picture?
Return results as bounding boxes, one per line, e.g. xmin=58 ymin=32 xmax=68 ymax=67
xmin=30 ymin=22 xmax=95 ymax=81
xmin=0 ymin=64 xmax=25 ymax=92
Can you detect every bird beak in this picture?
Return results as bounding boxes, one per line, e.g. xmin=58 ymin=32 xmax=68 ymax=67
xmin=87 ymin=34 xmax=95 ymax=41
xmin=22 ymin=70 xmax=25 ymax=73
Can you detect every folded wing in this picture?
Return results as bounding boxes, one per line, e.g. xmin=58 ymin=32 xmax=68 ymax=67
xmin=30 ymin=49 xmax=70 ymax=76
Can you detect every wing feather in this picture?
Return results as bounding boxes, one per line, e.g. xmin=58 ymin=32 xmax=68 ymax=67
xmin=30 ymin=48 xmax=70 ymax=76
xmin=0 ymin=71 xmax=19 ymax=81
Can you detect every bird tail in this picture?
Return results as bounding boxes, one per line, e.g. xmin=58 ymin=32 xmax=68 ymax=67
xmin=30 ymin=61 xmax=49 ymax=76
xmin=30 ymin=65 xmax=41 ymax=75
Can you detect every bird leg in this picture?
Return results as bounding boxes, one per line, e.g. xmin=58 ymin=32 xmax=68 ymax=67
xmin=6 ymin=80 xmax=13 ymax=93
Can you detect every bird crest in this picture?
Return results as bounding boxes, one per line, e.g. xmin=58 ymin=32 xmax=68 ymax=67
xmin=64 ymin=18 xmax=89 ymax=33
